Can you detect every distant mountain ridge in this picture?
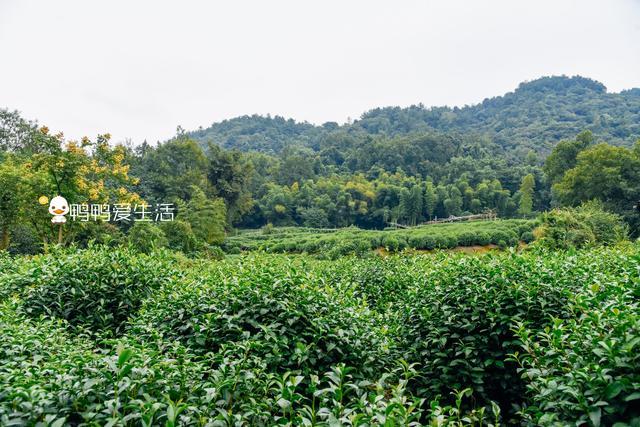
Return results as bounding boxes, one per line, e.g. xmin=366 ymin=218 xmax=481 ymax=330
xmin=187 ymin=75 xmax=640 ymax=155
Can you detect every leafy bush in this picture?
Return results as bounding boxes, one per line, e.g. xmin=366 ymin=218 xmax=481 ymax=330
xmin=0 ymin=299 xmax=482 ymax=426
xmin=0 ymin=300 xmax=215 ymax=426
xmin=513 ymin=250 xmax=640 ymax=425
xmin=201 ymin=244 xmax=225 ymax=260
xmin=261 ymin=222 xmax=274 ymax=234
xmin=534 ymin=201 xmax=628 ymax=249
xmin=7 ymin=224 xmax=42 ymax=255
xmin=458 ymin=231 xmax=478 ymax=246
xmin=475 ymin=231 xmax=492 ymax=246
xmin=397 ymin=254 xmax=577 ymax=418
xmin=160 ymin=220 xmax=199 ymax=253
xmin=131 ymin=258 xmax=390 ymax=377
xmin=74 ymin=221 xmax=124 ymax=248
xmin=17 ymin=247 xmax=179 ymax=336
xmin=382 ymin=235 xmax=401 ymax=252
xmin=127 ymin=222 xmax=167 ymax=253
xmin=227 ymin=219 xmax=536 ymax=255
xmin=520 ymin=231 xmax=535 ymax=243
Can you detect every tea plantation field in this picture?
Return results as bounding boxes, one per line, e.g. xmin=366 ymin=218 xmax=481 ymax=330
xmin=0 ymin=245 xmax=639 ymax=426
xmin=224 ymin=219 xmax=537 ymax=257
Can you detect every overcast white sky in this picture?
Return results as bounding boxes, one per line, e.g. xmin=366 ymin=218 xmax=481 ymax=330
xmin=1 ymin=0 xmax=639 ymax=144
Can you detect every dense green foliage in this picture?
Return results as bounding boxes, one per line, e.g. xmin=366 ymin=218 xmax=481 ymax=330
xmin=534 ymin=201 xmax=628 ymax=250
xmin=16 ymin=247 xmax=180 ymax=336
xmin=1 ymin=245 xmax=638 ymax=425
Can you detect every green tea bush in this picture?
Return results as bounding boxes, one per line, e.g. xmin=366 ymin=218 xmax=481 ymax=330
xmin=131 ymin=257 xmax=390 ymax=377
xmin=0 ymin=250 xmax=15 ymax=273
xmin=17 ymin=247 xmax=179 ymax=336
xmin=382 ymin=235 xmax=401 ymax=252
xmin=520 ymin=231 xmax=535 ymax=243
xmin=514 ymin=250 xmax=640 ymax=425
xmin=330 ymin=256 xmax=425 ymax=312
xmin=480 ymin=232 xmax=493 ymax=246
xmin=421 ymin=235 xmax=438 ymax=250
xmin=0 ymin=300 xmax=208 ymax=426
xmin=397 ymin=252 xmax=598 ymax=418
xmin=1 ymin=296 xmax=493 ymax=425
xmin=227 ymin=219 xmax=536 ymax=255
xmin=458 ymin=231 xmax=478 ymax=246
xmin=201 ymin=244 xmax=225 ymax=260
xmin=490 ymin=230 xmax=518 ymax=247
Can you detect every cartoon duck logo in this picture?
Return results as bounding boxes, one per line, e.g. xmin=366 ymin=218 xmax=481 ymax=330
xmin=48 ymin=195 xmax=69 ymax=224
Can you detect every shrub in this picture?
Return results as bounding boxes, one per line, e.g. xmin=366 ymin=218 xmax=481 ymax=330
xmin=0 ymin=300 xmax=208 ymax=426
xmin=128 ymin=222 xmax=167 ymax=253
xmin=408 ymin=235 xmax=423 ymax=249
xmin=301 ymin=240 xmax=318 ymax=253
xmin=457 ymin=231 xmax=478 ymax=246
xmin=475 ymin=231 xmax=491 ymax=246
xmin=131 ymin=258 xmax=389 ymax=378
xmin=398 ymin=253 xmax=578 ymax=417
xmin=354 ymin=238 xmax=372 ymax=256
xmin=534 ymin=201 xmax=628 ymax=249
xmin=433 ymin=234 xmax=449 ymax=249
xmin=202 ymin=244 xmax=225 ymax=260
xmin=74 ymin=221 xmax=124 ymax=248
xmin=382 ymin=236 xmax=401 ymax=252
xmin=514 ymin=251 xmax=640 ymax=425
xmin=520 ymin=231 xmax=535 ymax=243
xmin=261 ymin=222 xmax=274 ymax=235
xmin=160 ymin=220 xmax=199 ymax=253
xmin=227 ymin=246 xmax=241 ymax=254
xmin=490 ymin=230 xmax=516 ymax=247
xmin=18 ymin=247 xmax=179 ymax=336
xmin=2 ymin=243 xmax=640 ymax=424
xmin=444 ymin=235 xmax=459 ymax=249
xmin=7 ymin=224 xmax=42 ymax=255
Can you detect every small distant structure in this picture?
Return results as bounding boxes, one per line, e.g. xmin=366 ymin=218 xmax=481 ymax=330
xmin=387 ymin=210 xmax=498 ymax=229
xmin=423 ymin=210 xmax=497 ymax=225
xmin=386 ymin=222 xmax=411 ymax=229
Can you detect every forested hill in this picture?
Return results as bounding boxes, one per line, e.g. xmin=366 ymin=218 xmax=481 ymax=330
xmin=188 ymin=75 xmax=640 ymax=155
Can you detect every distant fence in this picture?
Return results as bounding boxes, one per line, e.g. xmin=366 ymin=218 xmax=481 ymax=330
xmin=423 ymin=211 xmax=498 ymax=225
xmin=388 ymin=211 xmax=498 ymax=229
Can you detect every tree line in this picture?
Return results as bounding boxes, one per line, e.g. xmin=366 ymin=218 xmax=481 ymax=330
xmin=1 ymin=101 xmax=639 ymax=254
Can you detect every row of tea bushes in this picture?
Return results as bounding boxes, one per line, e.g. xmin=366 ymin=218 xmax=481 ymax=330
xmin=0 ymin=299 xmax=489 ymax=426
xmin=225 ymin=219 xmax=537 ymax=257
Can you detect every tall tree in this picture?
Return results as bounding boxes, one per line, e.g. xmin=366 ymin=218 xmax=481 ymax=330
xmin=553 ymin=143 xmax=640 ymax=215
xmin=206 ymin=143 xmax=254 ymax=224
xmin=423 ymin=181 xmax=437 ymax=220
xmin=183 ymin=186 xmax=226 ymax=245
xmin=543 ymin=130 xmax=594 ymax=185
xmin=400 ymin=185 xmax=423 ymax=225
xmin=518 ymin=174 xmax=535 ymax=216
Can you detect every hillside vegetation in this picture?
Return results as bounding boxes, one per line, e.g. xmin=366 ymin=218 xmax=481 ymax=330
xmin=2 ymin=75 xmax=640 ymax=253
xmin=189 ymin=76 xmax=640 ymax=156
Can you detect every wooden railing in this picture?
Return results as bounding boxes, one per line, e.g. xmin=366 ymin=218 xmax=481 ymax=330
xmin=387 ymin=211 xmax=498 ymax=228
